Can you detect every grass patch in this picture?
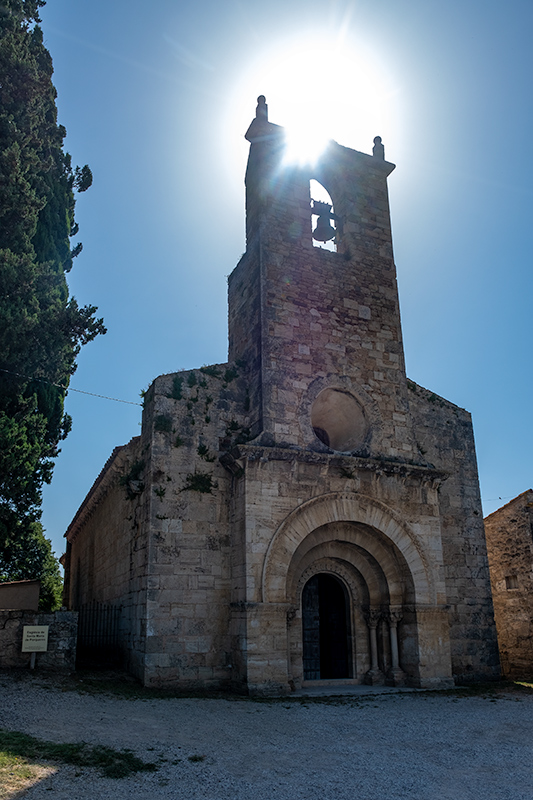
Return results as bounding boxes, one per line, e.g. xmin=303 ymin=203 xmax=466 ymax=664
xmin=511 ymin=680 xmax=533 ymax=693
xmin=0 ymin=747 xmax=55 ymax=799
xmin=0 ymin=729 xmax=157 ymax=780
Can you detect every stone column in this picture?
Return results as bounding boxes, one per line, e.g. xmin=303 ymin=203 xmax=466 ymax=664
xmin=386 ymin=608 xmax=406 ymax=686
xmin=286 ymin=605 xmax=298 ymax=692
xmin=364 ymin=609 xmax=385 ymax=685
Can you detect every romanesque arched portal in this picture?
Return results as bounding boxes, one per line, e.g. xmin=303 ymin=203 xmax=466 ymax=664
xmin=261 ymin=492 xmax=452 ymax=689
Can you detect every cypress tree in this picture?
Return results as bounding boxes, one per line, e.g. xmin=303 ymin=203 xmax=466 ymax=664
xmin=0 ymin=0 xmax=106 ymax=607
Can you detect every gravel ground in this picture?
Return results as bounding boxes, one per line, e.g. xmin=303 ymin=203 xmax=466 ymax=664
xmin=1 ymin=673 xmax=533 ymax=800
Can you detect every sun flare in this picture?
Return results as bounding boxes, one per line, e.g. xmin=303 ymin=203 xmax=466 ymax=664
xmin=284 ymin=124 xmax=330 ymax=166
xmin=229 ymin=33 xmax=395 ymax=168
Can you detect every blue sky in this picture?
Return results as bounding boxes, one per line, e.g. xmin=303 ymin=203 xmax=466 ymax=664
xmin=38 ymin=0 xmax=533 ymax=562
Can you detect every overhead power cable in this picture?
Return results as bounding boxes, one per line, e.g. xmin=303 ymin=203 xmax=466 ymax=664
xmin=0 ymin=367 xmax=143 ymax=406
xmin=0 ymin=369 xmax=526 ymax=501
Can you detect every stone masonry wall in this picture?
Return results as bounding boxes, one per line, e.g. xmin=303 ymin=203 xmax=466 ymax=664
xmin=484 ymin=490 xmax=533 ymax=678
xmin=65 ymin=436 xmax=150 ymax=680
xmin=407 ymin=381 xmax=500 ymax=682
xmin=138 ymin=364 xmax=250 ymax=688
xmin=0 ymin=610 xmax=77 ymax=672
xmin=229 ymin=137 xmax=419 ymax=462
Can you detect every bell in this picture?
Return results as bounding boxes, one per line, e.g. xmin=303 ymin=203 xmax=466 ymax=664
xmin=312 ymin=213 xmax=337 ymax=242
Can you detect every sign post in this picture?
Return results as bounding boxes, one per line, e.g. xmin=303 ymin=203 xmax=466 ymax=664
xmin=22 ymin=626 xmax=49 ymax=669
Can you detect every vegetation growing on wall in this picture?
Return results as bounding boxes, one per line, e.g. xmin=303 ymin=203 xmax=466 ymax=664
xmin=199 ymin=365 xmax=221 ymax=378
xmin=183 ymin=472 xmax=216 ymax=494
xmin=222 ymin=367 xmax=238 ymax=385
xmin=224 ymin=420 xmax=251 ymax=447
xmin=154 ymin=486 xmax=166 ymax=501
xmin=119 ymin=460 xmax=145 ymax=500
xmin=167 ymin=375 xmax=183 ymax=400
xmin=154 ymin=414 xmax=173 ymax=433
xmin=197 ymin=444 xmax=215 ymax=462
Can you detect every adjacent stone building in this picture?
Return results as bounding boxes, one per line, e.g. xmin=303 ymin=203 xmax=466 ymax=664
xmin=484 ymin=490 xmax=533 ymax=678
xmin=62 ymin=97 xmax=500 ymax=693
xmin=0 ymin=579 xmax=40 ymax=611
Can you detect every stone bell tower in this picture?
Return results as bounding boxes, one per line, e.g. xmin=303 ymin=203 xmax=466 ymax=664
xmin=229 ymin=96 xmax=418 ymax=463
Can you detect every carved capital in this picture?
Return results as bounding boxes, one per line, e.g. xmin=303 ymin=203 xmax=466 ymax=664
xmin=388 ymin=610 xmax=403 ymax=627
xmin=365 ymin=608 xmax=382 ymax=628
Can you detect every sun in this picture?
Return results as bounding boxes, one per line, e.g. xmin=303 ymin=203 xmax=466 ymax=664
xmin=228 ymin=33 xmax=394 ymax=168
xmin=284 ymin=123 xmax=330 ymax=167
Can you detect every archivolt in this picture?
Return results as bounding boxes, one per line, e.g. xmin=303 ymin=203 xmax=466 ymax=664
xmin=287 ymin=534 xmax=393 ymax=607
xmin=261 ymin=491 xmax=435 ymax=605
xmin=292 ymin=557 xmax=368 ymax=610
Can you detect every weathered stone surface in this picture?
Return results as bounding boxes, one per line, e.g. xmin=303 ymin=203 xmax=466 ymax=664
xmin=407 ymin=383 xmax=500 ymax=683
xmin=484 ymin=490 xmax=533 ymax=678
xmin=63 ymin=100 xmax=500 ymax=693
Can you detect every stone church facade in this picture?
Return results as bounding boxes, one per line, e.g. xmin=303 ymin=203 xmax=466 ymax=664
xmin=63 ymin=97 xmax=500 ymax=693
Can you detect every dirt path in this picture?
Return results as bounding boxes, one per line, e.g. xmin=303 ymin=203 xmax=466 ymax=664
xmin=1 ymin=673 xmax=532 ymax=799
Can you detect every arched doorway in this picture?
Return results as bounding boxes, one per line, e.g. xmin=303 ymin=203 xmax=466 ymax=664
xmin=302 ymin=573 xmax=352 ymax=680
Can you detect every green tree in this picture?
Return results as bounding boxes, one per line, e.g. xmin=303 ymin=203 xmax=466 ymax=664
xmin=0 ymin=0 xmax=106 ymax=605
xmin=0 ymin=520 xmax=62 ymax=610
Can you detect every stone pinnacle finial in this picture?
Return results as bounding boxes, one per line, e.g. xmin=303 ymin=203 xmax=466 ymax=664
xmin=256 ymin=95 xmax=268 ymax=121
xmin=245 ymin=95 xmax=281 ymax=142
xmin=373 ymin=136 xmax=385 ymax=160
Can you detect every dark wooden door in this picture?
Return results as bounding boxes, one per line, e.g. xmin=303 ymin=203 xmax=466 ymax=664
xmin=319 ymin=574 xmax=350 ymax=678
xmin=302 ymin=574 xmax=351 ymax=680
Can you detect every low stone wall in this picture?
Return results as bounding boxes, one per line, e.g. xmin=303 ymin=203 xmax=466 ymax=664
xmin=0 ymin=610 xmax=78 ymax=672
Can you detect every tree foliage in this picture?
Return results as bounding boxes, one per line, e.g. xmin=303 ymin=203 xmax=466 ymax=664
xmin=0 ymin=520 xmax=62 ymax=610
xmin=0 ymin=0 xmax=106 ymax=604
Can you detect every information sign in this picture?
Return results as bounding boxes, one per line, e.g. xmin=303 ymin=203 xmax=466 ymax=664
xmin=22 ymin=626 xmax=49 ymax=652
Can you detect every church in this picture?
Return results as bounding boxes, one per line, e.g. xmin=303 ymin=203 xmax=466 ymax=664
xmin=62 ymin=97 xmax=500 ymax=693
